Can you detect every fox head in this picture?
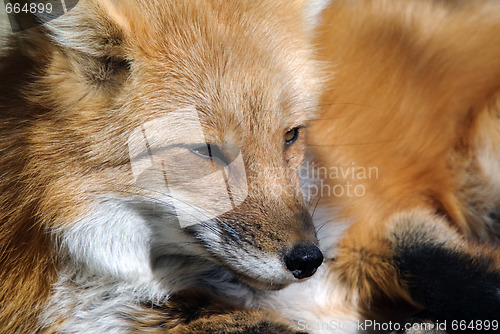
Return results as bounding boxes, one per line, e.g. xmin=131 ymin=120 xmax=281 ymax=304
xmin=3 ymin=0 xmax=330 ymax=290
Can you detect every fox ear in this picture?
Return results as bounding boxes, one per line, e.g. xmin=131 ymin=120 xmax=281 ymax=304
xmin=17 ymin=1 xmax=136 ymax=92
xmin=36 ymin=0 xmax=135 ymax=57
xmin=301 ymin=0 xmax=332 ymax=31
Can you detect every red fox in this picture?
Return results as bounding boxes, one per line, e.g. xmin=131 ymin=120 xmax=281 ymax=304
xmin=2 ymin=0 xmax=500 ymax=333
xmin=0 ymin=0 xmax=330 ymax=332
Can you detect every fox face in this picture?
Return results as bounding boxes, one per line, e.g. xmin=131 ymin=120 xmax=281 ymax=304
xmin=1 ymin=1 xmax=334 ymax=331
xmin=1 ymin=0 xmax=327 ymax=297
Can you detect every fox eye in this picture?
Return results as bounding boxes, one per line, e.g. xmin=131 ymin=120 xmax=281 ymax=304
xmin=284 ymin=127 xmax=302 ymax=146
xmin=190 ymin=144 xmax=229 ymax=165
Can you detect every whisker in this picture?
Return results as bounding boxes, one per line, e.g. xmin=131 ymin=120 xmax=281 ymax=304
xmin=315 ymin=221 xmax=329 ymax=235
xmin=311 ymin=194 xmax=322 ymax=221
xmin=306 ymin=194 xmax=316 ymax=210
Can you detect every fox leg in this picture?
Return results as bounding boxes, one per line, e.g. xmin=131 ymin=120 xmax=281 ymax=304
xmin=331 ymin=221 xmax=419 ymax=319
xmin=389 ymin=212 xmax=500 ymax=322
xmin=331 ymin=211 xmax=500 ymax=321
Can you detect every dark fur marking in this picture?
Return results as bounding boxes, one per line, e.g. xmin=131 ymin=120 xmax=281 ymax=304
xmin=488 ymin=211 xmax=500 ymax=225
xmin=393 ymin=231 xmax=500 ymax=324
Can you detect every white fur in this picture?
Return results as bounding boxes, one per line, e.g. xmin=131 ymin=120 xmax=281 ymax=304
xmin=46 ymin=195 xmax=259 ymax=331
xmin=268 ymin=267 xmax=359 ymax=334
xmin=41 ymin=258 xmax=248 ymax=333
xmin=221 ymin=243 xmax=298 ymax=286
xmin=58 ymin=200 xmax=155 ymax=283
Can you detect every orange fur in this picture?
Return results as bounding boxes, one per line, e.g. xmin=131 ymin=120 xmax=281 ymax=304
xmin=312 ymin=0 xmax=500 ymax=317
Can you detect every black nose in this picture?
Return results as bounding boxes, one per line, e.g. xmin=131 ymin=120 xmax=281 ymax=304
xmin=285 ymin=244 xmax=323 ymax=279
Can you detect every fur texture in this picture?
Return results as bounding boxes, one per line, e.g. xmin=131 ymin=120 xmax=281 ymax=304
xmin=3 ymin=0 xmax=500 ymax=333
xmin=302 ymin=0 xmax=500 ymax=324
xmin=0 ymin=0 xmax=329 ymax=333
